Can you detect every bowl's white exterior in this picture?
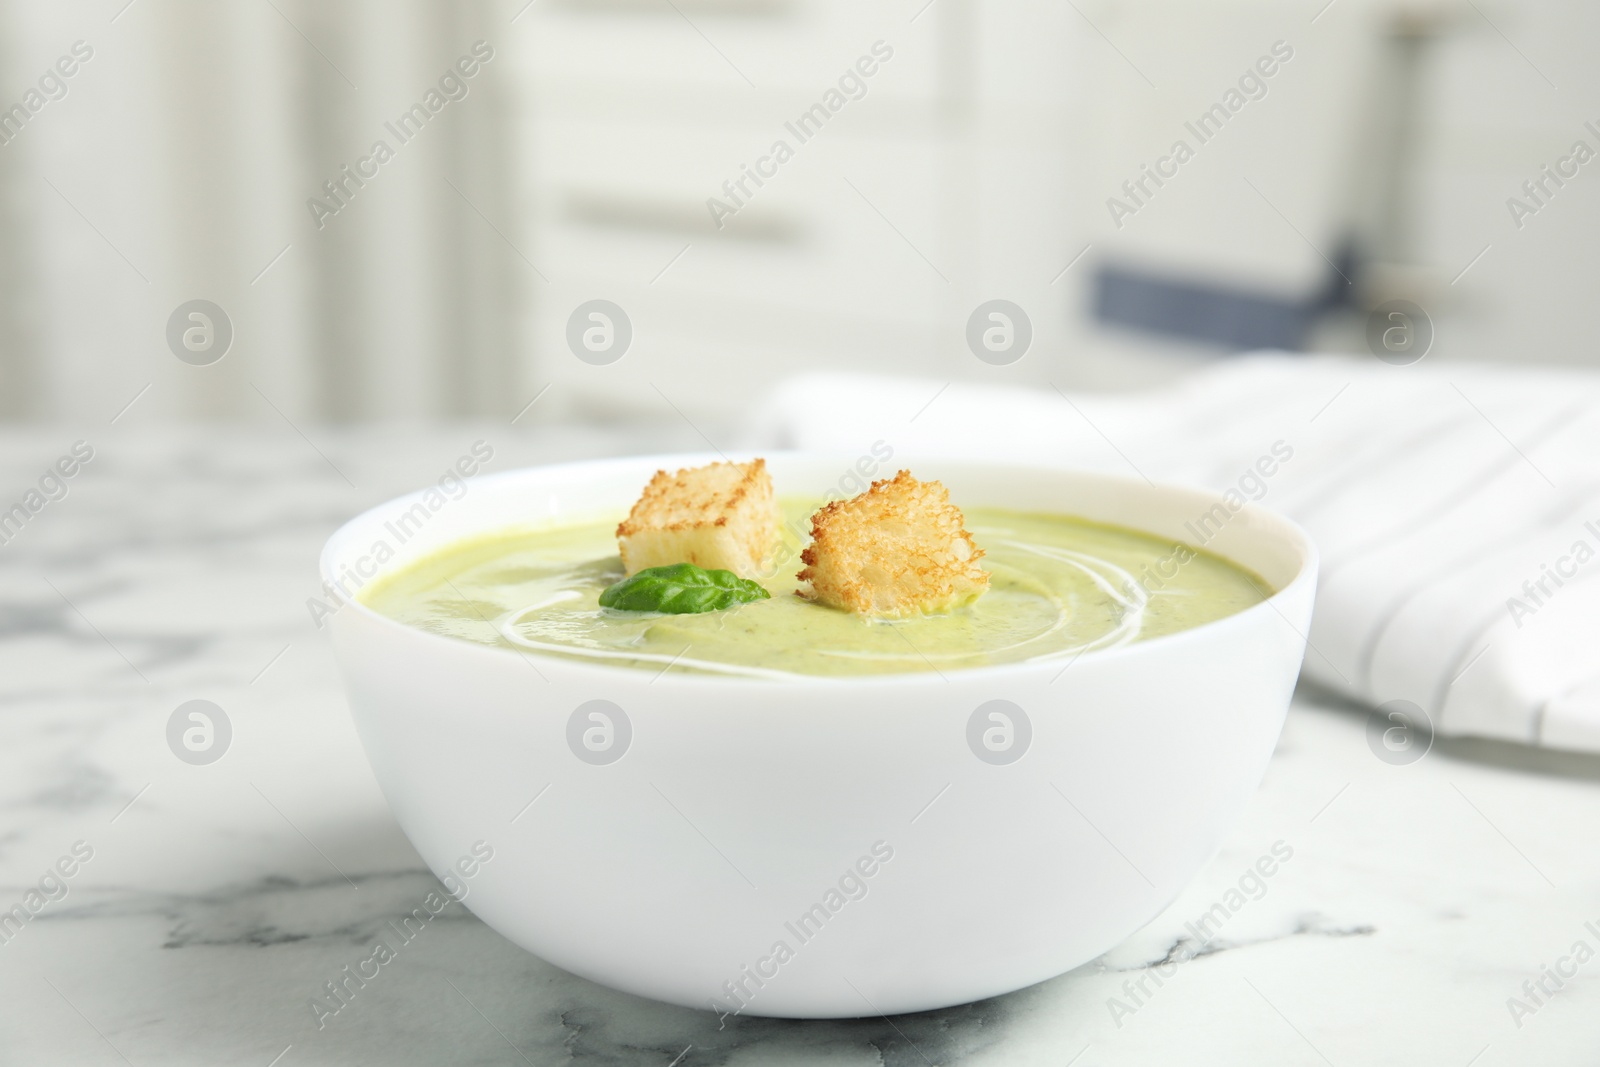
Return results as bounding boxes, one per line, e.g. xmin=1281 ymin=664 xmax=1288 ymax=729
xmin=323 ymin=454 xmax=1316 ymax=1019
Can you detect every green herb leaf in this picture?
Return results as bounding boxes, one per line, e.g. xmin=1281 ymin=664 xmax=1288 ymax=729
xmin=599 ymin=562 xmax=771 ymax=614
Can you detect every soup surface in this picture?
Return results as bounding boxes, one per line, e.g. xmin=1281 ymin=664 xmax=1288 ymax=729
xmin=360 ymin=503 xmax=1269 ymax=678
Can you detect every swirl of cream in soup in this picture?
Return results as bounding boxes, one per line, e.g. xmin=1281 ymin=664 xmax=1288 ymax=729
xmin=359 ymin=502 xmax=1269 ymax=679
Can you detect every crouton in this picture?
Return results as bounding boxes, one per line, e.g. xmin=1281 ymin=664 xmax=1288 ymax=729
xmin=616 ymin=459 xmax=780 ymax=578
xmin=797 ymin=470 xmax=989 ymax=617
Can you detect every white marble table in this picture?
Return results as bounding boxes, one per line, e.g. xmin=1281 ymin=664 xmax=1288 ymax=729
xmin=1 ymin=424 xmax=1597 ymax=1066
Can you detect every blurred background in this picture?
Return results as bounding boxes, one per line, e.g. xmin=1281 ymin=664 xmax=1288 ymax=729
xmin=0 ymin=0 xmax=1595 ymax=422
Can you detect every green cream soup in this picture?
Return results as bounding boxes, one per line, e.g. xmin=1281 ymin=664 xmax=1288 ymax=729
xmin=360 ymin=502 xmax=1269 ymax=678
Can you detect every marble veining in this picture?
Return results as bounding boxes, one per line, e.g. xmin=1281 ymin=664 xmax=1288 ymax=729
xmin=1 ymin=425 xmax=1598 ymax=1065
xmin=1122 ymin=915 xmax=1379 ymax=972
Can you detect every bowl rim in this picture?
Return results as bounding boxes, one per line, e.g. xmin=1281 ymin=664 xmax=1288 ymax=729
xmin=320 ymin=450 xmax=1319 ymax=688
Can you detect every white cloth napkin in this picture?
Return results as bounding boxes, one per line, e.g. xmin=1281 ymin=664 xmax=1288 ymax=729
xmin=749 ymin=354 xmax=1600 ymax=752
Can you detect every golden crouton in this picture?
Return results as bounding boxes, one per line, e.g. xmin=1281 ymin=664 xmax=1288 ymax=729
xmin=616 ymin=459 xmax=779 ymax=578
xmin=797 ymin=470 xmax=989 ymax=617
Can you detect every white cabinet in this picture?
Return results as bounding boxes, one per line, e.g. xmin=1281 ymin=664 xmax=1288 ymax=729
xmin=509 ymin=1 xmax=1087 ymax=419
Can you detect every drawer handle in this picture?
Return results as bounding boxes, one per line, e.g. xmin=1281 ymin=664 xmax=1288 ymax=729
xmin=550 ymin=0 xmax=794 ymax=16
xmin=564 ymin=192 xmax=803 ymax=244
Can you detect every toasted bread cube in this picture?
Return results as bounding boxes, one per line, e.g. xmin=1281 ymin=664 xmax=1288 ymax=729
xmin=616 ymin=459 xmax=779 ymax=578
xmin=797 ymin=470 xmax=989 ymax=617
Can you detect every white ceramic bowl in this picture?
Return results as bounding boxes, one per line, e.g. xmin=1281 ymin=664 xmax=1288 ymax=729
xmin=323 ymin=453 xmax=1316 ymax=1018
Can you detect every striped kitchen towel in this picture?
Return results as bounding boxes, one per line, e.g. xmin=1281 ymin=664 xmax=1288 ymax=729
xmin=750 ymin=353 xmax=1600 ymax=752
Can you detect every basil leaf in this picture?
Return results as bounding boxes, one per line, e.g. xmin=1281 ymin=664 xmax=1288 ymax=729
xmin=599 ymin=563 xmax=771 ymax=614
